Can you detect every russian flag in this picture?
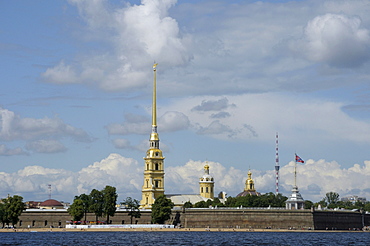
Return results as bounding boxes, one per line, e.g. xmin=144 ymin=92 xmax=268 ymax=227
xmin=295 ymin=154 xmax=304 ymax=163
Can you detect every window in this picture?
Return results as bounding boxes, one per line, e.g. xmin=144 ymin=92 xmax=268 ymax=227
xmin=122 ymin=220 xmax=125 ymax=224
xmin=32 ymin=220 xmax=35 ymax=227
xmin=155 ymin=163 xmax=159 ymax=170
xmin=45 ymin=220 xmax=48 ymax=226
xmin=155 ymin=180 xmax=159 ymax=188
xmin=201 ymin=187 xmax=203 ymax=193
xmin=206 ymin=187 xmax=209 ymax=193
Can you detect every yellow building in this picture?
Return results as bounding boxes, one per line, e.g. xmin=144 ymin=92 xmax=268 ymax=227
xmin=199 ymin=164 xmax=214 ymax=199
xmin=140 ymin=64 xmax=165 ymax=209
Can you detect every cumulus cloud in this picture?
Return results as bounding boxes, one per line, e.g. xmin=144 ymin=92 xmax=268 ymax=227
xmin=0 ymin=107 xmax=93 ymax=142
xmin=1 ymin=153 xmax=370 ymax=203
xmin=43 ymin=0 xmax=192 ymax=91
xmin=291 ymin=13 xmax=370 ymax=68
xmin=0 ymin=154 xmax=142 ymax=201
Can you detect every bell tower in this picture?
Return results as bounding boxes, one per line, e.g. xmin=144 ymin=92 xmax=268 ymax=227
xmin=140 ymin=63 xmax=165 ymax=209
xmin=199 ymin=164 xmax=214 ymax=199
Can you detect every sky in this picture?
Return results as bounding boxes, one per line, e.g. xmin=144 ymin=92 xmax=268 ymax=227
xmin=1 ymin=0 xmax=370 ymax=204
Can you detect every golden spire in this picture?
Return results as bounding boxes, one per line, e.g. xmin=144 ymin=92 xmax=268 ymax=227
xmin=152 ymin=63 xmax=158 ymax=130
xmin=150 ymin=63 xmax=159 ymax=144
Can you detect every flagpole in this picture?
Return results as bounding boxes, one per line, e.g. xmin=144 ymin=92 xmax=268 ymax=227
xmin=294 ymin=154 xmax=297 ymax=187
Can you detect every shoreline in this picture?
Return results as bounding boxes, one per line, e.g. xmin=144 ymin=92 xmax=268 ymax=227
xmin=0 ymin=228 xmax=367 ymax=233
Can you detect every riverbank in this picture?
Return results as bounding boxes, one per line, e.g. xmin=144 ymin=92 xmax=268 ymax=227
xmin=0 ymin=227 xmax=368 ymax=233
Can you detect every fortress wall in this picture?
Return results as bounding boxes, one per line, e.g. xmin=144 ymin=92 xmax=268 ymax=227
xmin=17 ymin=210 xmax=152 ymax=228
xmin=312 ymin=210 xmax=367 ymax=230
xmin=180 ymin=209 xmax=314 ymax=229
xmin=16 ymin=209 xmax=369 ymax=230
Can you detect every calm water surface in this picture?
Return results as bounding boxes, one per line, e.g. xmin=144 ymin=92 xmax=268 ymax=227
xmin=0 ymin=231 xmax=369 ymax=246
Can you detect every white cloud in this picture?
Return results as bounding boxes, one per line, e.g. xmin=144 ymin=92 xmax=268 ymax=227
xmin=43 ymin=0 xmax=192 ymax=91
xmin=0 ymin=107 xmax=92 ymax=142
xmin=158 ymin=111 xmax=190 ymax=132
xmin=290 ymin=13 xmax=370 ymax=68
xmin=159 ymin=93 xmax=370 ymax=144
xmin=1 ymin=153 xmax=370 ymax=203
xmin=0 ymin=154 xmax=142 ymax=201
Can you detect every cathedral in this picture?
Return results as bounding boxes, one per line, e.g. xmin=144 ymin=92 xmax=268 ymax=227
xmin=140 ymin=64 xmax=217 ymax=208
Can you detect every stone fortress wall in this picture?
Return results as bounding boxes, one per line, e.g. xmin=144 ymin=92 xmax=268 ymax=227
xmin=16 ymin=208 xmax=369 ymax=230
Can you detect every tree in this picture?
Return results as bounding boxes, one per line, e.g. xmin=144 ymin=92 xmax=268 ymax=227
xmin=183 ymin=201 xmax=193 ymax=208
xmin=89 ymin=189 xmax=104 ymax=222
xmin=151 ymin=195 xmax=174 ymax=224
xmin=304 ymin=200 xmax=313 ymax=209
xmin=75 ymin=193 xmax=91 ymax=222
xmin=121 ymin=197 xmax=141 ymax=224
xmin=325 ymin=192 xmax=339 ymax=208
xmin=1 ymin=195 xmax=24 ymax=227
xmin=364 ymin=202 xmax=370 ymax=212
xmin=68 ymin=198 xmax=85 ymax=222
xmin=0 ymin=202 xmax=6 ymax=227
xmin=102 ymin=185 xmax=118 ymax=224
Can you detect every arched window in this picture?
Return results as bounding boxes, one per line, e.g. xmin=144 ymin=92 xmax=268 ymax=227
xmin=155 ymin=163 xmax=159 ymax=170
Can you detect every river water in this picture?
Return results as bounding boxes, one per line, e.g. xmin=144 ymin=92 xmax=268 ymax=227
xmin=0 ymin=231 xmax=369 ymax=245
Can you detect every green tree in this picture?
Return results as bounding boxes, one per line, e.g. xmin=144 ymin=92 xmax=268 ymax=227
xmin=1 ymin=195 xmax=24 ymax=227
xmin=224 ymin=197 xmax=237 ymax=207
xmin=0 ymin=202 xmax=6 ymax=227
xmin=89 ymin=189 xmax=104 ymax=222
xmin=67 ymin=198 xmax=85 ymax=222
xmin=364 ymin=202 xmax=370 ymax=212
xmin=325 ymin=192 xmax=339 ymax=206
xmin=102 ymin=185 xmax=118 ymax=224
xmin=304 ymin=200 xmax=313 ymax=209
xmin=151 ymin=195 xmax=174 ymax=224
xmin=121 ymin=197 xmax=141 ymax=224
xmin=183 ymin=201 xmax=193 ymax=208
xmin=75 ymin=193 xmax=91 ymax=221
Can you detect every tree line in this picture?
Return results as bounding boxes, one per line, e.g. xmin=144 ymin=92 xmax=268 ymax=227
xmin=184 ymin=192 xmax=288 ymax=208
xmin=68 ymin=187 xmax=174 ymax=224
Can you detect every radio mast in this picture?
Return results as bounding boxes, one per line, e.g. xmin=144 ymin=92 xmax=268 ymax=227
xmin=275 ymin=133 xmax=280 ymax=195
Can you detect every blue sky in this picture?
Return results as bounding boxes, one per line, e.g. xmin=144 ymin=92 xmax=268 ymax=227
xmin=1 ymin=0 xmax=370 ymax=203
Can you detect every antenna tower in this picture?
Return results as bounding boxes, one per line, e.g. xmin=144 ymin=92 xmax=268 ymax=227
xmin=48 ymin=184 xmax=51 ymax=200
xmin=275 ymin=132 xmax=280 ymax=195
